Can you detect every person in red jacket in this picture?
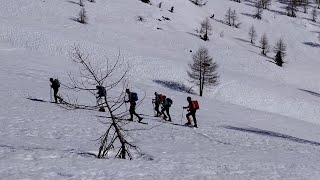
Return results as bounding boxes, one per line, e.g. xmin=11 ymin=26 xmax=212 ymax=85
xmin=183 ymin=96 xmax=198 ymax=128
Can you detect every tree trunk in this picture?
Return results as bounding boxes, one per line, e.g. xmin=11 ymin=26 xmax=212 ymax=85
xmin=201 ymin=72 xmax=205 ymax=97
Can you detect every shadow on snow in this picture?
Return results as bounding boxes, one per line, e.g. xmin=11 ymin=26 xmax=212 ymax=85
xmin=299 ymin=89 xmax=320 ymax=98
xmin=0 ymin=144 xmax=97 ymax=157
xmin=153 ymin=80 xmax=196 ymax=94
xmin=303 ymin=42 xmax=320 ymax=48
xmin=223 ymin=125 xmax=320 ymax=146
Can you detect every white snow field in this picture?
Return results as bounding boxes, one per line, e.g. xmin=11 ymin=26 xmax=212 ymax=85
xmin=0 ymin=0 xmax=320 ymax=179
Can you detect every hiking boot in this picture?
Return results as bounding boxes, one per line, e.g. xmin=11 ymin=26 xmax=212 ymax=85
xmin=138 ymin=117 xmax=143 ymax=122
xmin=168 ymin=119 xmax=172 ymax=122
xmin=194 ymin=124 xmax=198 ymax=128
xmin=185 ymin=122 xmax=191 ymax=126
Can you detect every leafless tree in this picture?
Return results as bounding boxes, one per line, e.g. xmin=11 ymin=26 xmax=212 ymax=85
xmin=260 ymin=33 xmax=269 ymax=56
xmin=78 ymin=7 xmax=88 ymax=24
xmin=190 ymin=0 xmax=207 ymax=6
xmin=315 ymin=0 xmax=320 ymax=9
xmin=199 ymin=17 xmax=212 ymax=41
xmin=248 ymin=25 xmax=257 ymax=44
xmin=224 ymin=8 xmax=240 ymax=27
xmin=188 ymin=47 xmax=219 ymax=97
xmin=225 ymin=8 xmax=233 ymax=26
xmin=255 ymin=0 xmax=263 ymax=19
xmin=231 ymin=10 xmax=240 ymax=27
xmin=59 ymin=45 xmax=142 ymax=160
xmin=287 ymin=0 xmax=298 ymax=17
xmin=79 ymin=0 xmax=84 ymax=6
xmin=301 ymin=0 xmax=310 ymax=13
xmin=311 ymin=7 xmax=318 ymax=21
xmin=261 ymin=0 xmax=271 ymax=9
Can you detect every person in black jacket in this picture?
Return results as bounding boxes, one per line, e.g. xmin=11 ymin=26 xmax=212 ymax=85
xmin=125 ymin=89 xmax=143 ymax=122
xmin=152 ymin=92 xmax=162 ymax=117
xmin=50 ymin=78 xmax=63 ymax=103
xmin=161 ymin=97 xmax=172 ymax=121
xmin=96 ymin=85 xmax=106 ymax=112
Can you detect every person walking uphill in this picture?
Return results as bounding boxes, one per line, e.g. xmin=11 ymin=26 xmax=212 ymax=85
xmin=125 ymin=89 xmax=143 ymax=122
xmin=96 ymin=85 xmax=106 ymax=112
xmin=50 ymin=78 xmax=63 ymax=103
xmin=152 ymin=92 xmax=164 ymax=117
xmin=183 ymin=97 xmax=199 ymax=128
xmin=161 ymin=97 xmax=172 ymax=121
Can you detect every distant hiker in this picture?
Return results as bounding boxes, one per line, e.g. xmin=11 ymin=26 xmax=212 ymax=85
xmin=210 ymin=13 xmax=215 ymax=19
xmin=125 ymin=89 xmax=143 ymax=122
xmin=183 ymin=97 xmax=199 ymax=128
xmin=161 ymin=97 xmax=172 ymax=121
xmin=96 ymin=85 xmax=106 ymax=112
xmin=152 ymin=92 xmax=165 ymax=117
xmin=49 ymin=78 xmax=63 ymax=103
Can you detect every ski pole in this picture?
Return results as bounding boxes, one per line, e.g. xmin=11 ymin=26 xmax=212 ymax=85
xmin=50 ymin=85 xmax=52 ymax=102
xmin=152 ymin=100 xmax=156 ymax=116
xmin=180 ymin=109 xmax=184 ymax=125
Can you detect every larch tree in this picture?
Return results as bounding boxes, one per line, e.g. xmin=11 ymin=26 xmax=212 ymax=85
xmin=260 ymin=33 xmax=269 ymax=56
xmin=225 ymin=8 xmax=233 ymax=26
xmin=255 ymin=0 xmax=263 ymax=19
xmin=199 ymin=17 xmax=213 ymax=41
xmin=248 ymin=25 xmax=257 ymax=44
xmin=287 ymin=0 xmax=298 ymax=17
xmin=273 ymin=38 xmax=286 ymax=66
xmin=311 ymin=7 xmax=318 ymax=21
xmin=78 ymin=7 xmax=88 ymax=24
xmin=187 ymin=47 xmax=219 ymax=97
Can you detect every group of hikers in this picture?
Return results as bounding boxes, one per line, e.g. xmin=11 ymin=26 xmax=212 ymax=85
xmin=152 ymin=92 xmax=199 ymax=127
xmin=50 ymin=78 xmax=199 ymax=127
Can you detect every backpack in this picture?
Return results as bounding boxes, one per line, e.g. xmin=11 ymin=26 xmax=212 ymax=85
xmin=53 ymin=79 xmax=60 ymax=88
xmin=191 ymin=100 xmax=199 ymax=110
xmin=167 ymin=98 xmax=173 ymax=107
xmin=131 ymin=92 xmax=138 ymax=101
xmin=159 ymin=94 xmax=165 ymax=103
xmin=163 ymin=98 xmax=172 ymax=107
xmin=97 ymin=86 xmax=106 ymax=97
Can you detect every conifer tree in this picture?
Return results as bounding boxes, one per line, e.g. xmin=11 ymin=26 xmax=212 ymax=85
xmin=260 ymin=33 xmax=269 ymax=56
xmin=225 ymin=8 xmax=233 ymax=26
xmin=248 ymin=25 xmax=257 ymax=44
xmin=273 ymin=38 xmax=286 ymax=66
xmin=199 ymin=18 xmax=212 ymax=41
xmin=78 ymin=7 xmax=88 ymax=24
xmin=188 ymin=47 xmax=219 ymax=96
xmin=255 ymin=0 xmax=263 ymax=19
xmin=311 ymin=7 xmax=318 ymax=21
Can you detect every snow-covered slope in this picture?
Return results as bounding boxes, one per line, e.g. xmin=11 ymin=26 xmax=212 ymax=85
xmin=1 ymin=0 xmax=320 ymax=179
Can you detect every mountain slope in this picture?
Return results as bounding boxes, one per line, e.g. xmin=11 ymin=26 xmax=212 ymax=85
xmin=0 ymin=0 xmax=320 ymax=179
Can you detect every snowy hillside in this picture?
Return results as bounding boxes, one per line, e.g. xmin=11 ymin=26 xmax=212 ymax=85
xmin=1 ymin=0 xmax=320 ymax=179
